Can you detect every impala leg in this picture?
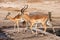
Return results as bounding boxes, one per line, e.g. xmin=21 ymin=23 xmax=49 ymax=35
xmin=43 ymin=24 xmax=47 ymax=32
xmin=30 ymin=23 xmax=35 ymax=34
xmin=14 ymin=23 xmax=16 ymax=32
xmin=24 ymin=22 xmax=28 ymax=32
xmin=35 ymin=23 xmax=38 ymax=36
xmin=23 ymin=22 xmax=27 ymax=33
xmin=43 ymin=23 xmax=48 ymax=35
xmin=52 ymin=26 xmax=55 ymax=33
xmin=47 ymin=20 xmax=55 ymax=33
xmin=16 ymin=21 xmax=20 ymax=33
xmin=50 ymin=23 xmax=55 ymax=33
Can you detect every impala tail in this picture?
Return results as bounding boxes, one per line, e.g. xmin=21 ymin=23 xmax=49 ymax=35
xmin=46 ymin=12 xmax=52 ymax=27
xmin=47 ymin=12 xmax=55 ymax=33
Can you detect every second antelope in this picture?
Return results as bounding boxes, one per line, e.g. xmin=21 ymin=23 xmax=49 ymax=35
xmin=20 ymin=5 xmax=54 ymax=35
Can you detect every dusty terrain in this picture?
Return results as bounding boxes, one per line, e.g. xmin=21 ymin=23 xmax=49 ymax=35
xmin=2 ymin=28 xmax=60 ymax=40
xmin=0 ymin=0 xmax=60 ymax=40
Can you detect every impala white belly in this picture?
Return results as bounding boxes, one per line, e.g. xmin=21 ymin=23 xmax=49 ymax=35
xmin=34 ymin=19 xmax=42 ymax=23
xmin=19 ymin=18 xmax=25 ymax=22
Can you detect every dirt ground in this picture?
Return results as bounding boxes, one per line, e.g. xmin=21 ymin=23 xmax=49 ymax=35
xmin=0 ymin=0 xmax=60 ymax=40
xmin=2 ymin=27 xmax=59 ymax=40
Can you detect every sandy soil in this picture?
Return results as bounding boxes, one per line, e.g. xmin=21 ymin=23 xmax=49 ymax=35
xmin=2 ymin=28 xmax=60 ymax=40
xmin=0 ymin=0 xmax=60 ymax=40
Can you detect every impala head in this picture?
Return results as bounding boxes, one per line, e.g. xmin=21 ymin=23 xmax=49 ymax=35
xmin=20 ymin=5 xmax=28 ymax=15
xmin=4 ymin=12 xmax=11 ymax=20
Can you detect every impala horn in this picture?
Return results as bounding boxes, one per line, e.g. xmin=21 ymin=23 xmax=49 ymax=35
xmin=21 ymin=5 xmax=28 ymax=14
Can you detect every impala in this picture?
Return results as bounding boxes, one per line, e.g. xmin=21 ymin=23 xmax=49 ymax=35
xmin=5 ymin=12 xmax=21 ymax=33
xmin=20 ymin=5 xmax=55 ymax=35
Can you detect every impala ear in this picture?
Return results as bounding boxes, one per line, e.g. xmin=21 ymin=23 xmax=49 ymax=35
xmin=4 ymin=12 xmax=11 ymax=20
xmin=8 ymin=12 xmax=11 ymax=15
